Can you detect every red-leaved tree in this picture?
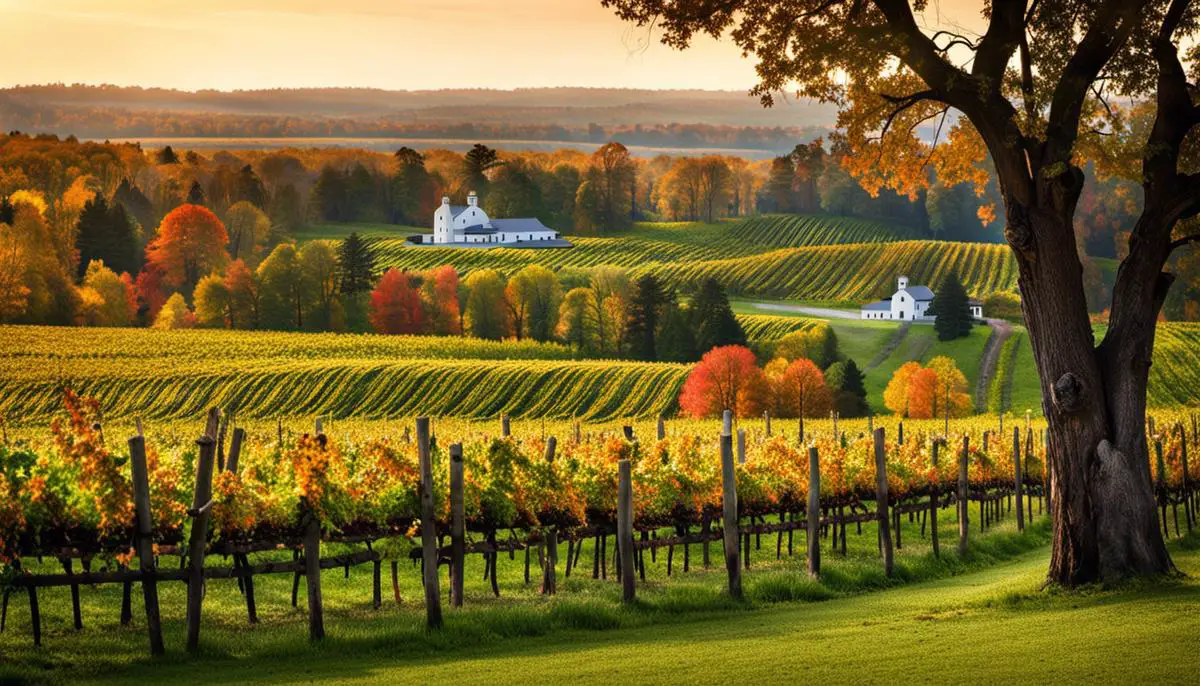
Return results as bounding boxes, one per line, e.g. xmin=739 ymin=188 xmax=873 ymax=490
xmin=369 ymin=269 xmax=424 ymax=335
xmin=679 ymin=345 xmax=765 ymax=418
xmin=145 ymin=204 xmax=229 ymax=295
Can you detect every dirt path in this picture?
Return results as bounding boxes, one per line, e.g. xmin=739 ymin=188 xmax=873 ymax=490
xmin=974 ymin=319 xmax=1013 ymax=411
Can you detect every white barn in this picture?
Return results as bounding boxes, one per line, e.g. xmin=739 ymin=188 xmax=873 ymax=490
xmin=860 ymin=276 xmax=983 ymax=321
xmin=409 ymin=191 xmax=571 ymax=248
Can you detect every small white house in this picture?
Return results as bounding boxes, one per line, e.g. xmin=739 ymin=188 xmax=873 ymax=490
xmin=409 ymin=191 xmax=571 ymax=248
xmin=860 ymin=276 xmax=983 ymax=321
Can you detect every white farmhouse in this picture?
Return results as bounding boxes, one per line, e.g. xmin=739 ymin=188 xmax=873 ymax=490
xmin=860 ymin=276 xmax=983 ymax=321
xmin=409 ymin=191 xmax=571 ymax=248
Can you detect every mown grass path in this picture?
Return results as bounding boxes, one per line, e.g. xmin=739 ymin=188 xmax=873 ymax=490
xmin=60 ymin=532 xmax=1200 ymax=685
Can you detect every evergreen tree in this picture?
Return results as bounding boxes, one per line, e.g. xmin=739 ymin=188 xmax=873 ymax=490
xmin=235 ymin=165 xmax=266 ymax=209
xmin=657 ymin=298 xmax=697 ymax=362
xmin=760 ymin=155 xmax=796 ymax=213
xmin=690 ymin=278 xmax=746 ymax=354
xmin=625 ymin=274 xmax=666 ymax=360
xmin=928 ymin=270 xmax=975 ymax=341
xmin=311 ymin=165 xmax=349 ymax=222
xmin=112 ymin=179 xmax=154 ymax=235
xmin=156 ymin=145 xmax=179 ymax=165
xmin=346 ymin=164 xmax=379 ymax=221
xmin=392 ymin=148 xmax=434 ymax=225
xmin=75 ymin=195 xmax=138 ymax=278
xmin=460 ymin=144 xmax=503 ymax=197
xmin=186 ymin=180 xmax=206 ymax=206
xmin=337 ymin=232 xmax=377 ymax=295
xmin=0 ymin=196 xmax=13 ymax=225
xmin=269 ymin=183 xmax=304 ymax=238
xmin=826 ymin=359 xmax=869 ymax=418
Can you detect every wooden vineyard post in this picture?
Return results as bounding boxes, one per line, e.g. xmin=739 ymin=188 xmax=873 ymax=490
xmin=1013 ymin=427 xmax=1024 ymax=532
xmin=541 ymin=438 xmax=558 ymax=596
xmin=658 ymin=416 xmax=666 ymax=441
xmin=1179 ymin=424 xmax=1193 ymax=532
xmin=501 ymin=414 xmax=511 ymax=438
xmin=958 ymin=435 xmax=970 ymax=556
xmin=185 ymin=432 xmax=216 ymax=653
xmin=1155 ymin=437 xmax=1169 ymax=539
xmin=418 ymin=417 xmax=444 ymax=629
xmin=807 ymin=445 xmax=820 ymax=579
xmin=737 ymin=429 xmax=746 ymax=464
xmin=930 ymin=439 xmax=940 ymax=558
xmin=450 ymin=443 xmax=465 ymax=607
xmin=898 ymin=421 xmax=904 ymax=446
xmin=764 ymin=410 xmax=772 ymax=437
xmin=302 ymin=505 xmax=323 ymax=641
xmin=720 ymin=410 xmax=742 ymax=599
xmin=873 ymin=429 xmax=893 ymax=577
xmin=128 ymin=435 xmax=164 ymax=656
xmin=617 ymin=459 xmax=635 ymax=602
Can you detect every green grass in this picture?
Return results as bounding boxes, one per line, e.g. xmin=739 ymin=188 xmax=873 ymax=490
xmin=1 ymin=500 xmax=1055 ymax=684
xmin=9 ymin=517 xmax=1200 ymax=684
xmin=292 ymin=222 xmax=427 ymax=244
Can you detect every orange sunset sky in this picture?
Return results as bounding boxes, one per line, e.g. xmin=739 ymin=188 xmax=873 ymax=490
xmin=0 ymin=0 xmax=987 ymax=91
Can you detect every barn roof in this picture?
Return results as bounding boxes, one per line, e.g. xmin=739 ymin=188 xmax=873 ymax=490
xmin=903 ymin=285 xmax=936 ymax=301
xmin=490 ymin=217 xmax=554 ymax=232
xmin=861 ymin=300 xmax=892 ymax=312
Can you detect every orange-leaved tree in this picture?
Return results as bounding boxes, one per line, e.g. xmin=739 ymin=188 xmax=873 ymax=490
xmin=679 ymin=345 xmax=766 ymax=418
xmin=145 ymin=204 xmax=229 ymax=295
xmin=369 ymin=269 xmax=424 ymax=335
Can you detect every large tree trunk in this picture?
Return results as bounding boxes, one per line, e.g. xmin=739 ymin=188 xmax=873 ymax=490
xmin=1009 ymin=199 xmax=1173 ymax=585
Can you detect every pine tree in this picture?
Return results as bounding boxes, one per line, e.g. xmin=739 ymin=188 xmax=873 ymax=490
xmin=75 ymin=195 xmax=138 ymax=278
xmin=186 ymin=180 xmax=207 ymax=206
xmin=625 ymin=274 xmax=665 ymax=361
xmin=691 ymin=278 xmax=746 ymax=354
xmin=112 ymin=178 xmax=154 ymax=234
xmin=826 ymin=359 xmax=869 ymax=418
xmin=656 ymin=298 xmax=697 ymax=362
xmin=337 ymin=233 xmax=377 ymax=295
xmin=156 ymin=145 xmax=179 ymax=165
xmin=929 ymin=270 xmax=974 ymax=341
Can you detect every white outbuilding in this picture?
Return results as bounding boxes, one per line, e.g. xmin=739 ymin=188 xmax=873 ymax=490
xmin=860 ymin=276 xmax=983 ymax=321
xmin=409 ymin=191 xmax=571 ymax=248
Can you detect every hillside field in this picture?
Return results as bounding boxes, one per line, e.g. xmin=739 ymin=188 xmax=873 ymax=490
xmin=3 ymin=319 xmax=1198 ymax=425
xmin=352 ymin=215 xmax=1019 ymax=306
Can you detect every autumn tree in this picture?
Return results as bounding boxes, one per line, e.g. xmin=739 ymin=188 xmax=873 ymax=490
xmin=679 ymin=345 xmax=766 ymax=418
xmin=194 ymin=272 xmax=234 ymax=328
xmin=883 ymin=361 xmax=923 ymax=417
xmin=577 ymin=142 xmax=635 ymax=233
xmin=224 ymin=259 xmax=260 ymax=329
xmin=80 ymin=260 xmax=136 ymax=327
xmin=506 ymin=265 xmax=563 ymax=342
xmin=224 ymin=201 xmax=271 ymax=266
xmin=152 ymin=292 xmax=194 ymax=329
xmin=558 ymin=287 xmax=601 ymax=354
xmin=369 ymin=269 xmax=424 ymax=335
xmin=256 ymin=243 xmax=305 ymax=330
xmin=464 ymin=269 xmax=510 ymax=340
xmin=422 ymin=265 xmax=461 ymax=335
xmin=602 ymin=0 xmax=1200 ymax=585
xmin=774 ymin=324 xmax=839 ymax=369
xmin=299 ymin=241 xmax=341 ymax=331
xmin=145 ymin=204 xmax=229 ymax=295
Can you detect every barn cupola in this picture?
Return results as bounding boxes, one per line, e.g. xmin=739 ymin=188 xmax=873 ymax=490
xmin=898 ymin=276 xmax=909 ymax=291
xmin=467 ymin=191 xmax=479 ymax=208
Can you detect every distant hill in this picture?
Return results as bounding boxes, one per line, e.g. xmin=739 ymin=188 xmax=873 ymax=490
xmin=0 ymin=84 xmax=836 ymax=150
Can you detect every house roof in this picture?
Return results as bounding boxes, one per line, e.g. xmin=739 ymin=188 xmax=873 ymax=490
xmin=968 ymin=299 xmax=983 ymax=306
xmin=902 ymin=285 xmax=936 ymax=301
xmin=861 ymin=300 xmax=892 ymax=312
xmin=448 ymin=205 xmax=470 ymax=218
xmin=490 ymin=217 xmax=554 ymax=232
xmin=457 ymin=224 xmax=497 ymax=235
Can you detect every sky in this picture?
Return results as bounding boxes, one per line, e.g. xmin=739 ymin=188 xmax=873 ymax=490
xmin=0 ymin=0 xmax=767 ymax=91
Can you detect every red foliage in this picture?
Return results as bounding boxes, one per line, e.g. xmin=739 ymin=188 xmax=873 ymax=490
xmin=134 ymin=262 xmax=169 ymax=323
xmin=369 ymin=269 xmax=425 ymax=335
xmin=679 ymin=345 xmax=765 ymax=418
xmin=424 ymin=265 xmax=461 ymax=335
xmin=782 ymin=358 xmax=832 ymax=418
xmin=145 ymin=204 xmax=229 ymax=290
xmin=905 ymin=367 xmax=941 ymax=419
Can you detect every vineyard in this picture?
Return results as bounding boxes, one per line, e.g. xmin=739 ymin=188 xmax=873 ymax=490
xmin=724 ymin=214 xmax=918 ymax=248
xmin=3 ymin=390 xmax=1198 ymax=660
xmin=365 ymin=218 xmax=1017 ymax=304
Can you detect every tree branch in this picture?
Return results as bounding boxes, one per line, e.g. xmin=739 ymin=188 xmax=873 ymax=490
xmin=1043 ymin=0 xmax=1150 ymax=164
xmin=1169 ymin=234 xmax=1200 ymax=252
xmin=972 ymin=0 xmax=1028 ymax=82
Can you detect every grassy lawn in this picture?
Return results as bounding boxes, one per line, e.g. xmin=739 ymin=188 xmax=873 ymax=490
xmin=1007 ymin=327 xmax=1046 ymax=417
xmin=3 ymin=501 xmax=1060 ymax=684
xmin=9 ymin=516 xmax=1199 ymax=684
